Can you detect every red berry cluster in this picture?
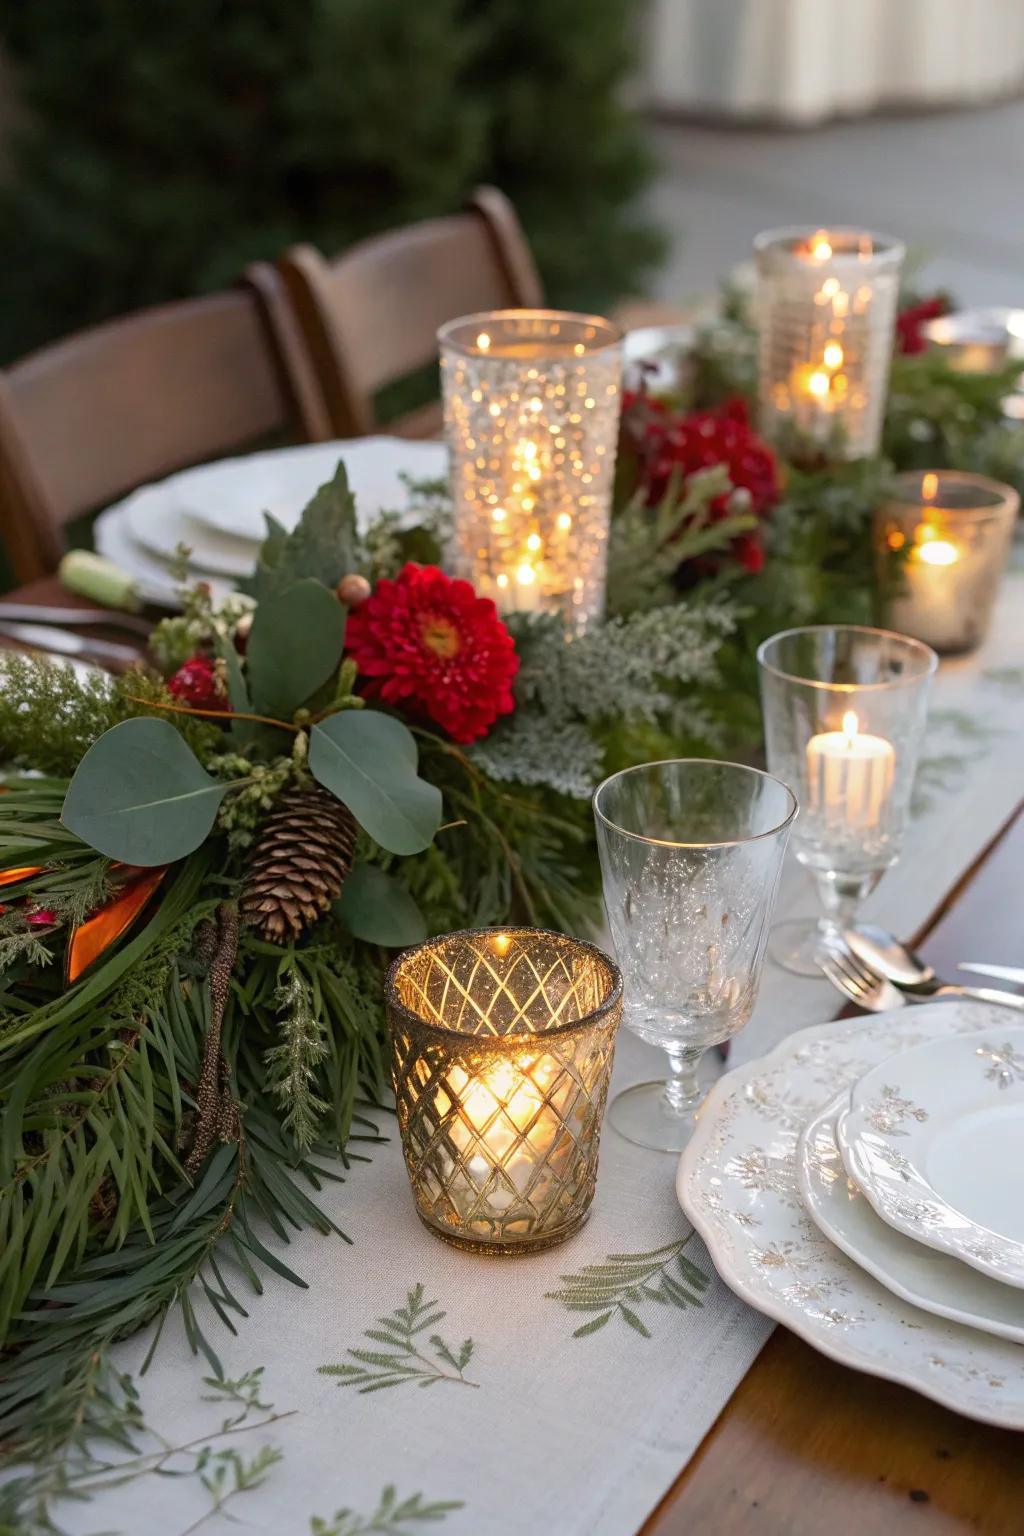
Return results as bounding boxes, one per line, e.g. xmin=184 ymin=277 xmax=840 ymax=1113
xmin=895 ymin=295 xmax=948 ymax=356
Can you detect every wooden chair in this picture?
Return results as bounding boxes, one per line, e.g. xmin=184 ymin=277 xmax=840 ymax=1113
xmin=0 ymin=265 xmax=332 ymax=586
xmin=279 ymin=186 xmax=544 ymax=440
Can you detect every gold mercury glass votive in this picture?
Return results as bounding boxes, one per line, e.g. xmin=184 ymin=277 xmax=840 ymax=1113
xmin=387 ymin=927 xmax=623 ymax=1254
xmin=439 ymin=309 xmax=623 ymax=635
xmin=754 ymin=227 xmax=905 ymax=460
xmin=874 ymin=470 xmax=1019 ymax=655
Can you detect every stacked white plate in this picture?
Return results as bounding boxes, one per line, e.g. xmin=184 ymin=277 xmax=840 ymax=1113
xmin=677 ymin=1002 xmax=1024 ymax=1427
xmin=92 ymin=437 xmax=448 ymax=608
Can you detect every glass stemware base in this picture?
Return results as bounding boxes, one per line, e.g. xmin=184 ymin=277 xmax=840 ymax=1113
xmin=770 ymin=866 xmax=885 ymax=979
xmin=608 ymin=1046 xmax=715 ymax=1153
xmin=768 ymin=917 xmax=837 ymax=977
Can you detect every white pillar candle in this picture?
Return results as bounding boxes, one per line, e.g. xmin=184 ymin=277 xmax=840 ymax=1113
xmin=806 ymin=710 xmax=895 ymax=833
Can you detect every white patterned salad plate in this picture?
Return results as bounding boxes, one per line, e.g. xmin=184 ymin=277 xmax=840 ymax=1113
xmin=837 ymin=1027 xmax=1024 ymax=1290
xmin=799 ymin=1091 xmax=1024 ymax=1345
xmin=677 ymin=1001 xmax=1024 ymax=1429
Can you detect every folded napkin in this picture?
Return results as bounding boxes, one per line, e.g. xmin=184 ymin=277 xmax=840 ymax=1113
xmin=59 ymin=551 xmax=143 ymax=612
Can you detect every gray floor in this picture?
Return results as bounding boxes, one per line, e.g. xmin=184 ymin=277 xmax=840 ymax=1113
xmin=648 ymin=100 xmax=1024 ymax=307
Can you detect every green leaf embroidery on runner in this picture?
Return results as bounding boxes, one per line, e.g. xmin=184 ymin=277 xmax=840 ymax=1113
xmin=310 ymin=1485 xmax=464 ymax=1535
xmin=546 ymin=1233 xmax=710 ymax=1339
xmin=317 ymin=1283 xmax=478 ymax=1392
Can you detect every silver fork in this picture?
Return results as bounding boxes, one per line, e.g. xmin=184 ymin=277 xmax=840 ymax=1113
xmin=823 ymin=936 xmax=1024 ymax=1013
xmin=820 ymin=939 xmax=907 ymax=1013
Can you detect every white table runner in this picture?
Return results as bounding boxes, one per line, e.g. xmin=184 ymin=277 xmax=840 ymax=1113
xmin=10 ymin=564 xmax=1024 ymax=1536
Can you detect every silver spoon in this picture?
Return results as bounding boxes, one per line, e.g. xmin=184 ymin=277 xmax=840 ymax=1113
xmin=844 ymin=924 xmax=1024 ymax=1011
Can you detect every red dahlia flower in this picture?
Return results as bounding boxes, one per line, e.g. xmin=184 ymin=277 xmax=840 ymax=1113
xmin=345 ymin=563 xmax=519 ymax=744
xmin=621 ymin=392 xmax=779 ymax=573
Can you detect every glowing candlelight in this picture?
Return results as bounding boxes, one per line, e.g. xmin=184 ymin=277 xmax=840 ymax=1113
xmin=875 ymin=469 xmax=1019 ymax=654
xmin=806 ymin=710 xmax=895 ymax=833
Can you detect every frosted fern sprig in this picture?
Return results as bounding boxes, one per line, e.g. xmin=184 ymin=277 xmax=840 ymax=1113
xmin=470 ymin=716 xmax=604 ymax=800
xmin=318 ymin=1283 xmax=478 ymax=1393
xmin=265 ymin=967 xmax=330 ymax=1150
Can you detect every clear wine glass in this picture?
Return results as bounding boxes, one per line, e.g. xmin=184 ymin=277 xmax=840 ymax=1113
xmin=757 ymin=625 xmax=937 ymax=977
xmin=593 ymin=759 xmax=796 ymax=1153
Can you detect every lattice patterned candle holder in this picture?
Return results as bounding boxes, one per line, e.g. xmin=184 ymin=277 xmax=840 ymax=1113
xmin=754 ymin=227 xmax=905 ymax=460
xmin=387 ymin=927 xmax=623 ymax=1254
xmin=439 ymin=310 xmax=623 ymax=634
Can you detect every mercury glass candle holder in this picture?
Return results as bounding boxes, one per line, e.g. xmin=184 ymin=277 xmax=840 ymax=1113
xmin=754 ymin=227 xmax=905 ymax=460
xmin=757 ymin=625 xmax=937 ymax=977
xmin=874 ymin=470 xmax=1019 ymax=655
xmin=387 ymin=927 xmax=623 ymax=1254
xmin=439 ymin=310 xmax=623 ymax=634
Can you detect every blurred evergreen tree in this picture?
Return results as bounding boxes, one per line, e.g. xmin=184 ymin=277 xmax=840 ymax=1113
xmin=0 ymin=0 xmax=664 ymax=362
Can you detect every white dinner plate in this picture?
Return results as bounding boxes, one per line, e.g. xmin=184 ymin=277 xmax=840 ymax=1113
xmin=677 ymin=999 xmax=1024 ymax=1430
xmin=123 ymin=484 xmax=259 ymax=578
xmin=93 ymin=503 xmax=235 ymax=610
xmin=837 ymin=1028 xmax=1024 ymax=1289
xmin=799 ymin=1090 xmax=1024 ymax=1344
xmin=178 ymin=437 xmax=448 ymax=543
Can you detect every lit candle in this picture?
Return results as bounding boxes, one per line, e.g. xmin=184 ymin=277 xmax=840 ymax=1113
xmin=806 ymin=710 xmax=895 ymax=833
xmin=875 ymin=470 xmax=1019 ymax=654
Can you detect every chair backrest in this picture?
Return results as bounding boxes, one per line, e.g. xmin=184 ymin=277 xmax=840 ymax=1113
xmin=279 ymin=186 xmax=544 ymax=439
xmin=0 ymin=265 xmax=332 ymax=584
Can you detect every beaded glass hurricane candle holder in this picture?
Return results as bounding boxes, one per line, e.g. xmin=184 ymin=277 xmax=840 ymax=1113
xmin=439 ymin=310 xmax=623 ymax=635
xmin=387 ymin=927 xmax=623 ymax=1254
xmin=754 ymin=227 xmax=904 ymax=460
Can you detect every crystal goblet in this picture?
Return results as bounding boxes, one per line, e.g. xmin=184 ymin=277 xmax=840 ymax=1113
xmin=593 ymin=759 xmax=796 ymax=1153
xmin=757 ymin=624 xmax=937 ymax=977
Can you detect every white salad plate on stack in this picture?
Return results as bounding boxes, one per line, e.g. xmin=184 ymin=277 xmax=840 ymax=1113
xmin=677 ymin=1001 xmax=1024 ymax=1428
xmin=836 ymin=1027 xmax=1024 ymax=1289
xmin=91 ymin=436 xmax=448 ymax=608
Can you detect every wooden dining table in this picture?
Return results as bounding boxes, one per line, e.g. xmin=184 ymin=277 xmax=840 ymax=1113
xmin=2 ymin=580 xmax=1022 ymax=1534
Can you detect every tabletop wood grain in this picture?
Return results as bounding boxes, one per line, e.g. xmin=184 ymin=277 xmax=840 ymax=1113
xmin=642 ymin=802 xmax=1024 ymax=1536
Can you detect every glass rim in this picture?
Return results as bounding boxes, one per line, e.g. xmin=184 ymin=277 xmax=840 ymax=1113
xmin=385 ymin=924 xmax=624 ymax=1043
xmin=592 ymin=757 xmax=798 ymax=852
xmin=437 ymin=308 xmax=623 ymax=357
xmin=885 ymin=469 xmax=1020 ymax=520
xmin=753 ymin=225 xmax=906 ymax=265
xmin=756 ymin=624 xmax=939 ymax=693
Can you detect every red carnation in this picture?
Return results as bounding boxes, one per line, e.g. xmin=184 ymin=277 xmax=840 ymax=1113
xmin=167 ymin=654 xmax=227 ymax=712
xmin=345 ymin=563 xmax=519 ymax=744
xmin=895 ymin=295 xmax=947 ymax=355
xmin=621 ymin=392 xmax=779 ymax=573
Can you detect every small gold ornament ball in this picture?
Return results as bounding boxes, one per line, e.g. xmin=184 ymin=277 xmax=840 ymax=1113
xmin=337 ymin=573 xmax=372 ymax=607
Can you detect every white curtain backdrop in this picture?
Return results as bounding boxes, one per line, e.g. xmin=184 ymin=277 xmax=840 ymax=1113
xmin=644 ymin=0 xmax=1024 ymax=123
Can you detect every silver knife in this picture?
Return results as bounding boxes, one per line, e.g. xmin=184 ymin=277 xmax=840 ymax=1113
xmin=0 ymin=621 xmax=141 ymax=672
xmin=958 ymin=961 xmax=1024 ymax=985
xmin=0 ymin=603 xmax=153 ymax=637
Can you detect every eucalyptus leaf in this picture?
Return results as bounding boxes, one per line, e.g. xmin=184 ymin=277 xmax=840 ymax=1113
xmin=309 ymin=712 xmax=442 ymax=856
xmin=61 ymin=718 xmax=229 ymax=865
xmin=334 ymin=864 xmax=427 ymax=947
xmin=246 ymin=579 xmax=346 ymax=719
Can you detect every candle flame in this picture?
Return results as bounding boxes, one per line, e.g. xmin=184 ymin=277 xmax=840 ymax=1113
xmin=917 ymin=538 xmax=960 ymax=567
xmin=492 ymin=931 xmax=511 ymax=956
xmin=516 ymin=563 xmax=536 ymax=585
xmin=922 ymin=472 xmax=939 ymax=501
xmin=476 ymin=332 xmax=491 ymax=352
xmin=810 ymin=232 xmax=833 ymax=260
xmin=807 ymin=370 xmax=831 ymax=398
xmin=842 ymin=710 xmax=859 ymax=742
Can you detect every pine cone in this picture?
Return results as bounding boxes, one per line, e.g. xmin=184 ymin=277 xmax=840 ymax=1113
xmin=240 ymin=785 xmax=357 ymax=943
